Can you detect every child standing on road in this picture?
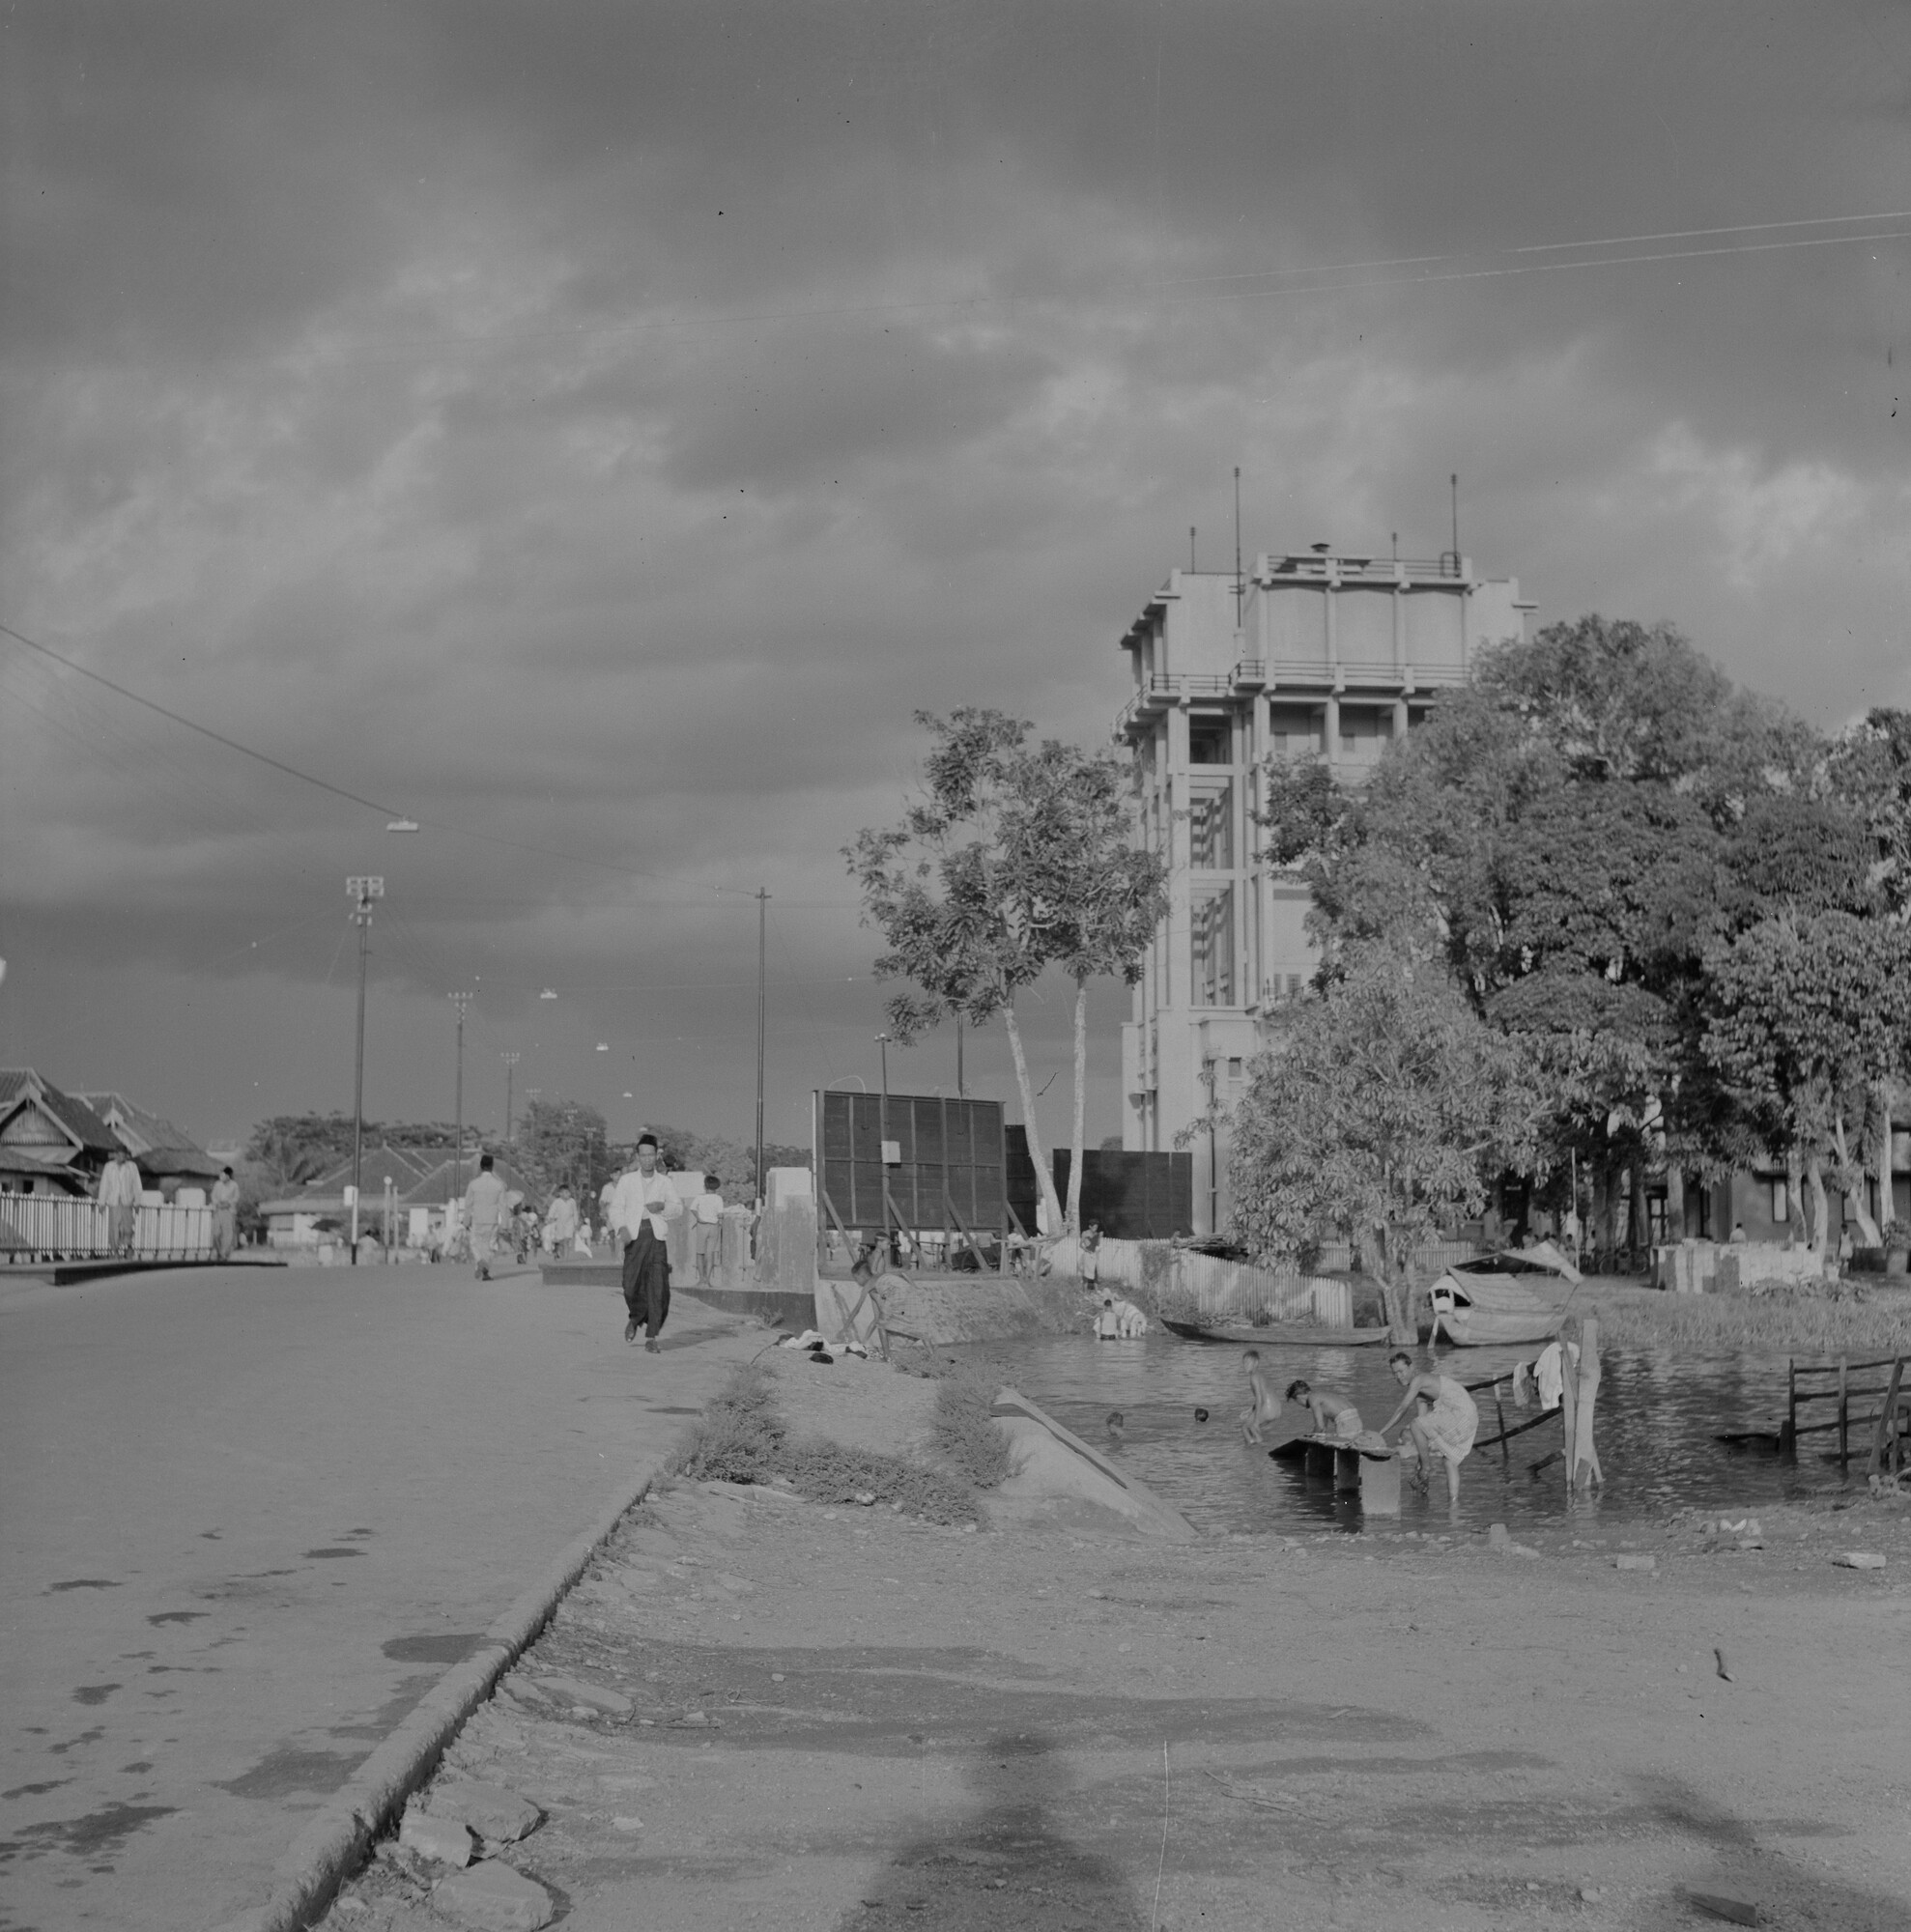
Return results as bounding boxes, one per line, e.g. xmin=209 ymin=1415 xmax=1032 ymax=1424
xmin=690 ymin=1174 xmax=725 ymax=1287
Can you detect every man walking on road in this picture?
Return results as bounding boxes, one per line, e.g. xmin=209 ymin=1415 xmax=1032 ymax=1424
xmin=97 ymin=1147 xmax=142 ymax=1256
xmin=610 ymin=1134 xmax=681 ymax=1350
xmin=463 ymin=1153 xmax=507 ymax=1282
xmin=210 ymin=1166 xmax=241 ymax=1261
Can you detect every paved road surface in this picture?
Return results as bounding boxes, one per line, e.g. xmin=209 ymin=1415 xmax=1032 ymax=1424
xmin=0 ymin=1261 xmax=762 ymax=1931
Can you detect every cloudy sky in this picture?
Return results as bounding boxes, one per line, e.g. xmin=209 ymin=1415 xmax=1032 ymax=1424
xmin=4 ymin=0 xmax=1908 ymax=1156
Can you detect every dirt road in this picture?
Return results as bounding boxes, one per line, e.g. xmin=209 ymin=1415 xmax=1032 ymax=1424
xmin=321 ymin=1357 xmax=1910 ymax=1932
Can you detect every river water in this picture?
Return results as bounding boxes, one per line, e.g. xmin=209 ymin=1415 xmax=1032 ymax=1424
xmin=956 ymin=1334 xmax=1844 ymax=1535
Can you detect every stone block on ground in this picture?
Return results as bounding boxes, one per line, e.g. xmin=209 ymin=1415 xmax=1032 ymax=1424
xmin=428 ymin=1780 xmax=543 ymax=1846
xmin=533 ymin=1673 xmax=632 ymax=1716
xmin=398 ymin=1803 xmax=474 ymax=1866
xmin=433 ymin=1860 xmax=556 ymax=1931
xmin=1834 ymin=1550 xmax=1886 ymax=1569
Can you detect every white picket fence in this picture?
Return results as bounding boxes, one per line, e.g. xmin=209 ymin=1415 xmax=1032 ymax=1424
xmin=0 ymin=1194 xmax=215 ymax=1264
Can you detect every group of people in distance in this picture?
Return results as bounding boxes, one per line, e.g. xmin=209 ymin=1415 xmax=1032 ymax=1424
xmin=459 ymin=1135 xmax=737 ymax=1355
xmin=1240 ymin=1349 xmax=1481 ymax=1503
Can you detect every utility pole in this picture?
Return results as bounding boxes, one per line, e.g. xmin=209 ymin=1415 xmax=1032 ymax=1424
xmin=875 ymin=1031 xmax=892 ymax=1260
xmin=449 ymin=993 xmax=473 ymax=1201
xmin=1234 ymin=465 xmax=1243 ymax=627
xmin=956 ymin=1013 xmax=964 ymax=1100
xmin=755 ymin=888 xmax=769 ymax=1207
xmin=345 ymin=876 xmax=385 ymax=1264
xmin=501 ymin=1051 xmax=520 ymax=1140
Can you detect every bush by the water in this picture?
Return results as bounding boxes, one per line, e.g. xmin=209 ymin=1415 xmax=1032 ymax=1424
xmin=668 ymin=1362 xmax=988 ymax=1526
xmin=1587 ymin=1284 xmax=1911 ymax=1356
xmin=929 ymin=1368 xmax=1013 ymax=1489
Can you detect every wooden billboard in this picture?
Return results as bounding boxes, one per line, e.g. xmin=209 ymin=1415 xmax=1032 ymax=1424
xmin=813 ymin=1090 xmax=1008 ymax=1253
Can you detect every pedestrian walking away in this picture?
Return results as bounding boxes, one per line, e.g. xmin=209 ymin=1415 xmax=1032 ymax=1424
xmin=610 ymin=1134 xmax=683 ymax=1350
xmin=210 ymin=1165 xmax=241 ymax=1261
xmin=97 ymin=1147 xmax=143 ymax=1257
xmin=690 ymin=1172 xmax=725 ymax=1287
xmin=463 ymin=1153 xmax=507 ymax=1282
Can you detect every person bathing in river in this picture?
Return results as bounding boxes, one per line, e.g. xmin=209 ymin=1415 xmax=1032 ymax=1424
xmin=1240 ymin=1350 xmax=1282 ymax=1443
xmin=1285 ymin=1378 xmax=1364 ymax=1440
xmin=1379 ymin=1350 xmax=1478 ymax=1504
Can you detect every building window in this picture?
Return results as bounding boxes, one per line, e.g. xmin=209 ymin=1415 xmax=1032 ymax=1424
xmin=1770 ymin=1179 xmax=1788 ymax=1224
xmin=1226 ymin=1057 xmax=1243 ymax=1081
xmin=1189 ymin=719 xmax=1232 ymax=766
xmin=1191 ymin=886 xmax=1235 ymax=1007
xmin=1287 ymin=973 xmax=1303 ymax=1000
xmin=1189 ymin=782 xmax=1233 ymax=868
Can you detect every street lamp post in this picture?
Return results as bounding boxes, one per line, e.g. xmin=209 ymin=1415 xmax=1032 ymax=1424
xmin=449 ymin=992 xmax=472 ymax=1202
xmin=501 ymin=1051 xmax=520 ymax=1140
xmin=345 ymin=876 xmax=385 ymax=1264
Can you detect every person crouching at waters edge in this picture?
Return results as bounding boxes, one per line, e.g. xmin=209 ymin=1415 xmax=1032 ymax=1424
xmin=612 ymin=1134 xmax=683 ymax=1351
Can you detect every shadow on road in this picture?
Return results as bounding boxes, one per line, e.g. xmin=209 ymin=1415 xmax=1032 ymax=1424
xmin=838 ymin=1730 xmax=1149 ymax=1931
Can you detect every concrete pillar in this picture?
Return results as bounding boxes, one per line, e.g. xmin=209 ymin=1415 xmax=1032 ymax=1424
xmin=1324 ymin=696 xmax=1340 ymax=774
xmin=1166 ymin=704 xmax=1191 ymax=1013
xmin=1252 ymin=692 xmax=1271 ymax=1008
xmin=1393 ymin=696 xmax=1410 ymax=739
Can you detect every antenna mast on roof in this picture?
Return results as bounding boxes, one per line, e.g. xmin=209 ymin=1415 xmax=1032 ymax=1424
xmin=1189 ymin=525 xmax=1196 ymax=573
xmin=1450 ymin=472 xmax=1460 ymax=567
xmin=1233 ymin=467 xmax=1243 ymax=626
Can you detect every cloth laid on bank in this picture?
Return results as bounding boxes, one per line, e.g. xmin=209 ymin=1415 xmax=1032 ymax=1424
xmin=622 ymin=1222 xmax=671 ymax=1340
xmin=1511 ymin=1360 xmax=1535 ymax=1410
xmin=1532 ymin=1340 xmax=1580 ymax=1412
xmin=1420 ymin=1376 xmax=1480 ymax=1464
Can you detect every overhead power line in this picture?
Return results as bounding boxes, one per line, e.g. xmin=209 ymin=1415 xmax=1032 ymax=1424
xmin=0 ymin=618 xmax=784 ymax=898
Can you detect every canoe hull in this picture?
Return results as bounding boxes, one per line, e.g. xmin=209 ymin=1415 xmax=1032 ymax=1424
xmin=1431 ymin=1309 xmax=1560 ymax=1348
xmin=1161 ymin=1317 xmax=1391 ymax=1348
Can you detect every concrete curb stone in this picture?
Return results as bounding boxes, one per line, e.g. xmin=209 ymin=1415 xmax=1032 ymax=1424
xmin=210 ymin=1454 xmax=671 ymax=1932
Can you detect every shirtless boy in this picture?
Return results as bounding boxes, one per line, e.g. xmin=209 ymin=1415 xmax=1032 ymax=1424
xmin=1241 ymin=1350 xmax=1281 ymax=1443
xmin=1285 ymin=1378 xmax=1364 ymax=1439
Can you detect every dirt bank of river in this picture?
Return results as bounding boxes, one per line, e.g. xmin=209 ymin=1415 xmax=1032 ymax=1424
xmin=319 ymin=1350 xmax=1911 ymax=1932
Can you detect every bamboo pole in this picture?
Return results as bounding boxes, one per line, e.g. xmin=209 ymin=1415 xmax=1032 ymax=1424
xmin=1867 ymin=1356 xmax=1905 ymax=1478
xmin=1570 ymin=1319 xmax=1603 ymax=1490
xmin=1839 ymin=1356 xmax=1849 ymax=1469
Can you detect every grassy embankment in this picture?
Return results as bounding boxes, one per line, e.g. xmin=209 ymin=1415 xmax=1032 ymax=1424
xmin=666 ymin=1358 xmax=1009 ymax=1524
xmin=1578 ymin=1279 xmax=1911 ymax=1357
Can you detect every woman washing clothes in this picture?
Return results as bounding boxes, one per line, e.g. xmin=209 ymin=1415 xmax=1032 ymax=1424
xmin=1379 ymin=1350 xmax=1478 ymax=1505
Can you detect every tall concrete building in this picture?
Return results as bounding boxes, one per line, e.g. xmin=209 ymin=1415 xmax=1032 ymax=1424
xmin=1115 ymin=544 xmax=1535 ymax=1233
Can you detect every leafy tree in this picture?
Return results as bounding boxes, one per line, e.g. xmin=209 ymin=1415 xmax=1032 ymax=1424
xmin=1701 ymin=913 xmax=1911 ymax=1249
xmin=1253 ymin=615 xmax=1870 ymax=1261
xmin=517 ymin=1097 xmax=613 ymax=1202
xmin=846 ymin=711 xmax=1059 ymax=1234
xmin=1228 ymin=945 xmax=1546 ymax=1339
xmin=993 ymin=736 xmax=1167 ymax=1234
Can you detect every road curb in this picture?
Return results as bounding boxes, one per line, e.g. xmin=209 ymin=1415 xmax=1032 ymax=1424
xmin=226 ymin=1455 xmax=670 ymax=1932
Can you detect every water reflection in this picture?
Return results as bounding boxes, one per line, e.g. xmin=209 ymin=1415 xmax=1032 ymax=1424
xmin=957 ymin=1336 xmax=1838 ymax=1535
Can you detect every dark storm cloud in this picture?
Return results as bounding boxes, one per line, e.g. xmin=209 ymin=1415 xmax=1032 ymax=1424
xmin=5 ymin=0 xmax=1909 ymax=1140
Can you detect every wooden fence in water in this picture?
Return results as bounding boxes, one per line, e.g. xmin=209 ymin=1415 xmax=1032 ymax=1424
xmin=1786 ymin=1355 xmax=1911 ymax=1475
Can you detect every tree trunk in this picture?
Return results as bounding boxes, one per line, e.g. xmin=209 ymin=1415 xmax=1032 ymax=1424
xmin=1066 ymin=977 xmax=1089 ymax=1237
xmin=1877 ymin=1081 xmax=1897 ymax=1236
xmin=1380 ymin=1220 xmax=1415 ymax=1342
xmin=1785 ymin=1149 xmax=1806 ymax=1245
xmin=1593 ymin=1161 xmax=1615 ymax=1265
xmin=1805 ymin=1153 xmax=1830 ymax=1255
xmin=1001 ymin=1000 xmax=1064 ymax=1237
xmin=1628 ymin=1160 xmax=1647 ymax=1269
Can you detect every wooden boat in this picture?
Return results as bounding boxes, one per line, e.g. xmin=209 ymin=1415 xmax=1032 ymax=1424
xmin=1160 ymin=1316 xmax=1391 ymax=1348
xmin=1425 ymin=1256 xmax=1566 ymax=1348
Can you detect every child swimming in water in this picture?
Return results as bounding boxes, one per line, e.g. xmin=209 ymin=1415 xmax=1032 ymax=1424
xmin=1240 ymin=1350 xmax=1281 ymax=1443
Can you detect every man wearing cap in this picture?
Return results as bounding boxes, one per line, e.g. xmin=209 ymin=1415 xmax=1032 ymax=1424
xmin=609 ymin=1135 xmax=683 ymax=1350
xmin=211 ymin=1165 xmax=242 ymax=1261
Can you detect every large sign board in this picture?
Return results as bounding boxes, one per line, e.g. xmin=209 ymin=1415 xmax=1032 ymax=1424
xmin=813 ymin=1090 xmax=1007 ymax=1245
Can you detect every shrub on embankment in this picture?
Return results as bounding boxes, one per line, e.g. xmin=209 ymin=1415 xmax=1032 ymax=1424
xmin=1585 ymin=1284 xmax=1911 ymax=1357
xmin=667 ymin=1362 xmax=994 ymax=1526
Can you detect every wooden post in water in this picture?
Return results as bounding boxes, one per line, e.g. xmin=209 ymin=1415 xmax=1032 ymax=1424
xmin=1784 ymin=1359 xmax=1797 ymax=1458
xmin=1838 ymin=1355 xmax=1850 ymax=1469
xmin=1559 ymin=1353 xmax=1578 ymax=1497
xmin=1569 ymin=1319 xmax=1603 ymax=1491
xmin=1494 ymin=1380 xmax=1511 ymax=1466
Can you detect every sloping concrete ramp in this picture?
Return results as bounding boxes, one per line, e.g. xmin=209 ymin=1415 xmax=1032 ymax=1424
xmin=989 ymin=1387 xmax=1197 ymax=1540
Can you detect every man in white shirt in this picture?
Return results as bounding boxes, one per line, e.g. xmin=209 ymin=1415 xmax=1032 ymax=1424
xmin=689 ymin=1172 xmax=725 ymax=1286
xmin=463 ymin=1154 xmax=507 ymax=1281
xmin=609 ymin=1134 xmax=683 ymax=1350
xmin=98 ymin=1149 xmax=143 ymax=1256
